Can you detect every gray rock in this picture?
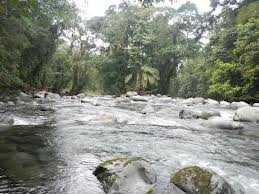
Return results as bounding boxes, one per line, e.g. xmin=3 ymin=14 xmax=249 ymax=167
xmin=179 ymin=110 xmax=220 ymax=120
xmin=126 ymin=91 xmax=138 ymax=97
xmin=252 ymin=103 xmax=259 ymax=107
xmin=203 ymin=117 xmax=243 ymax=130
xmin=77 ymin=93 xmax=85 ymax=98
xmin=141 ymin=104 xmax=155 ymax=114
xmin=205 ymin=99 xmax=219 ymax=105
xmin=220 ymin=101 xmax=231 ymax=107
xmin=230 ymin=101 xmax=249 ymax=109
xmin=17 ymin=92 xmax=32 ymax=102
xmin=131 ymin=95 xmax=149 ymax=102
xmin=94 ymin=157 xmax=157 ymax=194
xmin=233 ymin=106 xmax=259 ymax=122
xmin=182 ymin=98 xmax=205 ymax=106
xmin=171 ymin=166 xmax=235 ymax=194
xmin=7 ymin=101 xmax=15 ymax=106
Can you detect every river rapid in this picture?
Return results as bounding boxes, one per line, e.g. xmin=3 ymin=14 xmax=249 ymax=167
xmin=0 ymin=95 xmax=259 ymax=194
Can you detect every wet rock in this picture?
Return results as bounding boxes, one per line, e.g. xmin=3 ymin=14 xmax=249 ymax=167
xmin=131 ymin=95 xmax=149 ymax=102
xmin=34 ymin=91 xmax=46 ymax=98
xmin=16 ymin=92 xmax=32 ymax=102
xmin=203 ymin=117 xmax=243 ymax=130
xmin=126 ymin=91 xmax=138 ymax=97
xmin=7 ymin=101 xmax=15 ymax=106
xmin=39 ymin=105 xmax=54 ymax=112
xmin=220 ymin=101 xmax=231 ymax=107
xmin=77 ymin=93 xmax=85 ymax=98
xmin=205 ymin=99 xmax=219 ymax=105
xmin=233 ymin=106 xmax=259 ymax=122
xmin=46 ymin=92 xmax=60 ymax=100
xmin=230 ymin=101 xmax=249 ymax=109
xmin=90 ymin=115 xmax=117 ymax=124
xmin=141 ymin=104 xmax=155 ymax=114
xmin=182 ymin=98 xmax=205 ymax=106
xmin=93 ymin=157 xmax=157 ymax=194
xmin=34 ymin=91 xmax=60 ymax=100
xmin=179 ymin=110 xmax=220 ymax=120
xmin=171 ymin=166 xmax=235 ymax=194
xmin=165 ymin=183 xmax=186 ymax=194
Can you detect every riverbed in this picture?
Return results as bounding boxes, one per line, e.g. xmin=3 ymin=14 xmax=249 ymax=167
xmin=0 ymin=95 xmax=258 ymax=193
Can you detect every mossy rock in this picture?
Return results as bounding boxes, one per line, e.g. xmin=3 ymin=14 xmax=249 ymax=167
xmin=94 ymin=157 xmax=156 ymax=194
xmin=93 ymin=157 xmax=143 ymax=193
xmin=171 ymin=166 xmax=234 ymax=194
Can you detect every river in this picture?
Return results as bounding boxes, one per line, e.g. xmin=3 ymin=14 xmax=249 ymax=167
xmin=0 ymin=95 xmax=258 ymax=193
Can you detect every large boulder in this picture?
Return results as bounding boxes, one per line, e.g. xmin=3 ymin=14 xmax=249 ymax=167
xmin=233 ymin=106 xmax=259 ymax=122
xmin=230 ymin=101 xmax=249 ymax=109
xmin=171 ymin=166 xmax=235 ymax=194
xmin=93 ymin=157 xmax=157 ymax=194
xmin=203 ymin=117 xmax=243 ymax=130
xmin=126 ymin=91 xmax=138 ymax=97
xmin=179 ymin=110 xmax=220 ymax=120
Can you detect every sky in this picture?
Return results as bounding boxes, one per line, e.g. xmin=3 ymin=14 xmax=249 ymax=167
xmin=74 ymin=0 xmax=211 ymax=19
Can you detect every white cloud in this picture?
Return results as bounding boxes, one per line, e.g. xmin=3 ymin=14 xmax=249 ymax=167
xmin=74 ymin=0 xmax=211 ymax=19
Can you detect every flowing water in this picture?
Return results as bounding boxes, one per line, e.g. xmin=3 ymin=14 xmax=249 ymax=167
xmin=0 ymin=96 xmax=259 ymax=194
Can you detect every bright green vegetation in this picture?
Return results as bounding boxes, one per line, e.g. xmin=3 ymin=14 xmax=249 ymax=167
xmin=1 ymin=0 xmax=258 ymax=102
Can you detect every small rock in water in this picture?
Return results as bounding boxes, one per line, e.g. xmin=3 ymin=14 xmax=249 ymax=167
xmin=203 ymin=117 xmax=243 ymax=130
xmin=141 ymin=104 xmax=155 ymax=114
xmin=131 ymin=95 xmax=149 ymax=102
xmin=179 ymin=109 xmax=220 ymax=120
xmin=126 ymin=91 xmax=138 ymax=97
xmin=205 ymin=98 xmax=219 ymax=105
xmin=233 ymin=106 xmax=259 ymax=122
xmin=220 ymin=101 xmax=231 ymax=107
xmin=77 ymin=93 xmax=85 ymax=98
xmin=7 ymin=101 xmax=15 ymax=106
xmin=93 ymin=157 xmax=157 ymax=194
xmin=253 ymin=103 xmax=259 ymax=107
xmin=230 ymin=101 xmax=249 ymax=109
xmin=171 ymin=166 xmax=235 ymax=194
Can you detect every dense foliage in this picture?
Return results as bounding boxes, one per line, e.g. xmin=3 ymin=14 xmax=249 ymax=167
xmin=0 ymin=0 xmax=258 ymax=102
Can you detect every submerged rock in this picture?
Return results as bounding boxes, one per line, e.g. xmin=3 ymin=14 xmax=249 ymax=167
xmin=141 ymin=104 xmax=155 ymax=114
xmin=203 ymin=117 xmax=243 ymax=130
xmin=171 ymin=166 xmax=235 ymax=194
xmin=93 ymin=157 xmax=157 ymax=194
xmin=233 ymin=106 xmax=259 ymax=122
xmin=179 ymin=109 xmax=220 ymax=120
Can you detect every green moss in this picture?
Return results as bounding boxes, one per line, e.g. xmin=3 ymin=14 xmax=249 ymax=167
xmin=94 ymin=157 xmax=144 ymax=193
xmin=171 ymin=166 xmax=212 ymax=194
xmin=146 ymin=187 xmax=155 ymax=194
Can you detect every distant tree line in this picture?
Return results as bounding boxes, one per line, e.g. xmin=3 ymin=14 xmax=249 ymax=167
xmin=0 ymin=0 xmax=258 ymax=102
